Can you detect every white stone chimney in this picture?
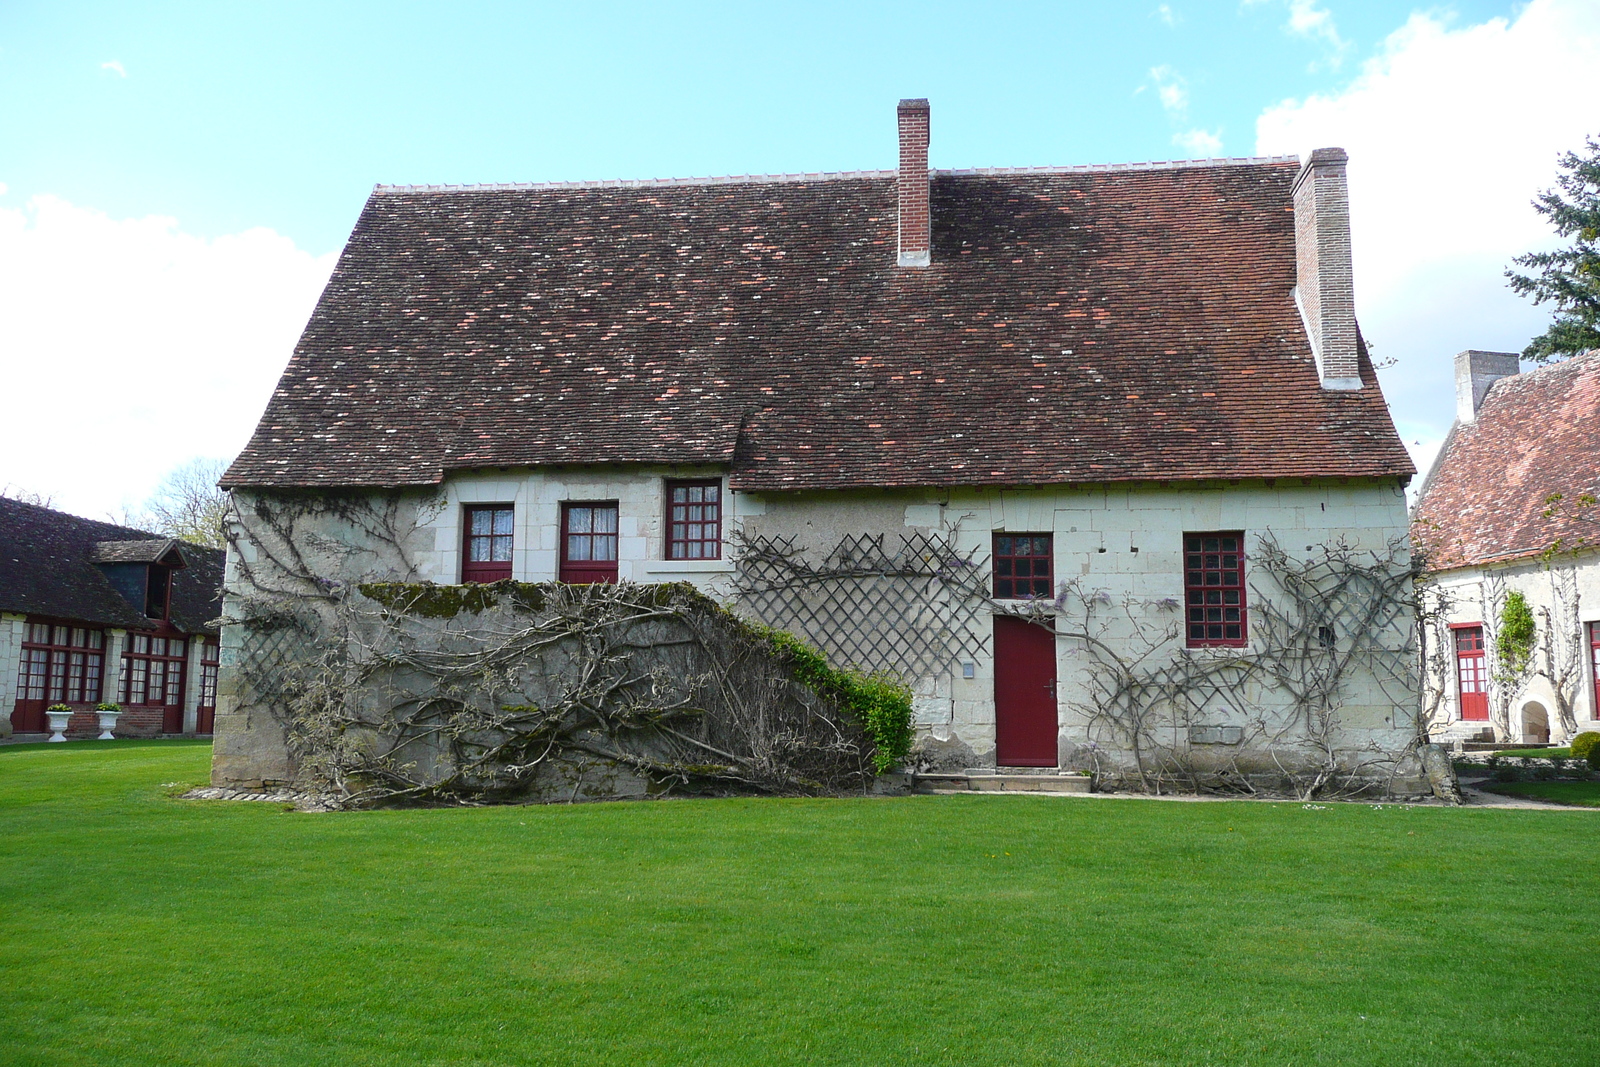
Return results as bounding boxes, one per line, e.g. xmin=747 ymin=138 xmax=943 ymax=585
xmin=1292 ymin=148 xmax=1361 ymax=391
xmin=1454 ymin=350 xmax=1520 ymax=423
xmin=897 ymin=98 xmax=931 ymax=268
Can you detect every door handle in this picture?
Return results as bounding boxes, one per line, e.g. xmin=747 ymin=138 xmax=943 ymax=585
xmin=1044 ymin=680 xmax=1057 ymax=697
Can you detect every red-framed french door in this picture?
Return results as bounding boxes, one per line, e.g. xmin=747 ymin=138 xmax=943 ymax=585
xmin=1589 ymin=622 xmax=1600 ymax=721
xmin=1454 ymin=624 xmax=1489 ymax=721
xmin=195 ymin=637 xmax=220 ymax=734
xmin=120 ymin=631 xmax=188 ymax=733
xmin=10 ymin=621 xmax=106 ymax=733
xmin=994 ymin=615 xmax=1058 ymax=767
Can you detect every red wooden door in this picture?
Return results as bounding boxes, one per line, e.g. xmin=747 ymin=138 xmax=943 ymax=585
xmin=994 ymin=616 xmax=1058 ymax=767
xmin=1455 ymin=626 xmax=1488 ymax=721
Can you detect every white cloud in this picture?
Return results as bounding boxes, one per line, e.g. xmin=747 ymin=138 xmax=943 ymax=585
xmin=1151 ymin=67 xmax=1224 ymax=157
xmin=1155 ymin=4 xmax=1180 ymax=28
xmin=0 ymin=195 xmax=336 ymax=518
xmin=1173 ymin=128 xmax=1224 ymax=157
xmin=1256 ymin=0 xmax=1600 ymax=471
xmin=100 ymin=59 xmax=126 ymax=77
xmin=1246 ymin=0 xmax=1350 ymax=69
xmin=1149 ymin=65 xmax=1189 ymax=118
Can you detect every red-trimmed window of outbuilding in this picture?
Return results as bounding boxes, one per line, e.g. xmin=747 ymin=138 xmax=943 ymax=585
xmin=462 ymin=505 xmax=514 ymax=584
xmin=993 ymin=534 xmax=1053 ymax=599
xmin=18 ymin=623 xmax=105 ymax=704
xmin=561 ymin=502 xmax=619 ymax=584
xmin=666 ymin=480 xmax=722 ymax=560
xmin=1185 ymin=532 xmax=1247 ymax=647
xmin=1454 ymin=624 xmax=1488 ymax=721
xmin=120 ymin=633 xmax=186 ymax=708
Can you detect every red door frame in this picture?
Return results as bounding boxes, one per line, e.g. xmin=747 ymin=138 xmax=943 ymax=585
xmin=1589 ymin=622 xmax=1600 ymax=721
xmin=994 ymin=615 xmax=1058 ymax=767
xmin=1453 ymin=623 xmax=1489 ymax=722
xmin=195 ymin=637 xmax=220 ymax=734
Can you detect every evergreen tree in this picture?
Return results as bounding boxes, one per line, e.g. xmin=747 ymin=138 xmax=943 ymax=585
xmin=1507 ymin=136 xmax=1600 ymax=362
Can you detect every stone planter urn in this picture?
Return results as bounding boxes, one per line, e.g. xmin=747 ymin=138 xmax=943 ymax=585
xmin=94 ymin=703 xmax=121 ymax=740
xmin=45 ymin=705 xmax=72 ymax=743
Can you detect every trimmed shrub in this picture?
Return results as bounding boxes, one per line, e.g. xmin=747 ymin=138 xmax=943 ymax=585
xmin=1570 ymin=731 xmax=1600 ymax=761
xmin=1589 ymin=744 xmax=1600 ymax=772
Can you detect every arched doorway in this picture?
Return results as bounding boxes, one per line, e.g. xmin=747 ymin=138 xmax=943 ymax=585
xmin=1520 ymin=702 xmax=1550 ymax=745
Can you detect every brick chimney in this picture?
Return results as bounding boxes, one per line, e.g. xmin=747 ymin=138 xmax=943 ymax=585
xmin=1292 ymin=148 xmax=1361 ymax=391
xmin=1454 ymin=349 xmax=1519 ymax=423
xmin=897 ymin=98 xmax=931 ymax=268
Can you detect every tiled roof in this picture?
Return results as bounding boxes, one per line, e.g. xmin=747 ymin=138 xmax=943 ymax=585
xmin=0 ymin=497 xmax=224 ymax=633
xmin=224 ymin=160 xmax=1412 ymax=492
xmin=91 ymin=539 xmax=184 ymax=564
xmin=1414 ymin=351 xmax=1600 ymax=571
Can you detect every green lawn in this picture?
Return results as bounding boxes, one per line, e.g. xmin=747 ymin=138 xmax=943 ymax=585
xmin=1481 ymin=779 xmax=1600 ymax=807
xmin=2 ymin=742 xmax=1597 ymax=1067
xmin=1493 ymin=747 xmax=1573 ymax=760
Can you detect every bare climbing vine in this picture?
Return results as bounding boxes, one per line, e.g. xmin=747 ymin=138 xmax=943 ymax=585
xmin=225 ymin=493 xmax=890 ymax=807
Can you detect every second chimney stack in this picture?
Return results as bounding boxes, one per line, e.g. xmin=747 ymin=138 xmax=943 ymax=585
xmin=897 ymin=99 xmax=931 ymax=268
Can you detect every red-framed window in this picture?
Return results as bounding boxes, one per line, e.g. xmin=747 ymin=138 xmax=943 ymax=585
xmin=993 ymin=534 xmax=1053 ymax=599
xmin=16 ymin=623 xmax=105 ymax=705
xmin=1454 ymin=624 xmax=1488 ymax=721
xmin=462 ymin=505 xmax=514 ymax=584
xmin=666 ymin=480 xmax=722 ymax=560
xmin=1185 ymin=532 xmax=1247 ymax=647
xmin=1588 ymin=622 xmax=1600 ymax=720
xmin=196 ymin=638 xmax=220 ymax=734
xmin=561 ymin=502 xmax=619 ymax=584
xmin=120 ymin=633 xmax=187 ymax=716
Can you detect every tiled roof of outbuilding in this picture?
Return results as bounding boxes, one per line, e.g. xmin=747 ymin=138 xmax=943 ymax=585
xmin=224 ymin=160 xmax=1412 ymax=492
xmin=1413 ymin=351 xmax=1600 ymax=571
xmin=0 ymin=497 xmax=224 ymax=633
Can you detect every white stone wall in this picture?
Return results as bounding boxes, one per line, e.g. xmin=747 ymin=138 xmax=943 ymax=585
xmin=1422 ymin=555 xmax=1600 ymax=745
xmin=217 ymin=473 xmax=1417 ymax=786
xmin=0 ymin=612 xmax=24 ymax=738
xmin=738 ymin=479 xmax=1415 ymax=770
xmin=412 ymin=465 xmax=738 ymax=598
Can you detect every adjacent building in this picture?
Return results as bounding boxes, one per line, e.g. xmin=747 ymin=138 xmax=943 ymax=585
xmin=0 ymin=497 xmax=225 ymax=738
xmin=1413 ymin=348 xmax=1600 ymax=746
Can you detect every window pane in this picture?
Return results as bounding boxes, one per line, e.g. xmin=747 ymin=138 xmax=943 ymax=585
xmin=470 ymin=510 xmax=492 ymax=535
xmin=492 ymin=509 xmax=513 ymax=536
xmin=491 ymin=538 xmax=512 ymax=562
xmin=594 ymin=507 xmax=617 ymax=535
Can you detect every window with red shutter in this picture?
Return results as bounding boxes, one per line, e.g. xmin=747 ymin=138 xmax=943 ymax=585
xmin=1184 ymin=532 xmax=1247 ymax=647
xmin=666 ymin=480 xmax=722 ymax=560
xmin=462 ymin=505 xmax=514 ymax=583
xmin=561 ymin=502 xmax=619 ymax=584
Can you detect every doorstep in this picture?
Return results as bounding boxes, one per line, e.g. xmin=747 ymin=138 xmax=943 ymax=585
xmin=914 ymin=771 xmax=1092 ymax=794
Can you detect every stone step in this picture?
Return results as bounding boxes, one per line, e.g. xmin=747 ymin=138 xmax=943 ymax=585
xmin=915 ymin=772 xmax=1092 ymax=794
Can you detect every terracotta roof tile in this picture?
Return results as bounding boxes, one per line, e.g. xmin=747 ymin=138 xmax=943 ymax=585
xmin=1414 ymin=350 xmax=1600 ymax=570
xmin=224 ymin=162 xmax=1412 ymax=491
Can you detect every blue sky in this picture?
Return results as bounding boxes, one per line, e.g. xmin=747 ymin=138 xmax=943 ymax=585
xmin=1 ymin=0 xmax=1518 ymax=253
xmin=2 ymin=0 xmax=1597 ymax=515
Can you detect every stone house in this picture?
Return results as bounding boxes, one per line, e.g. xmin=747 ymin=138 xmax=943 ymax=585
xmin=0 ymin=497 xmax=225 ymax=738
xmin=1412 ymin=348 xmax=1600 ymax=746
xmin=215 ymin=99 xmax=1419 ymax=793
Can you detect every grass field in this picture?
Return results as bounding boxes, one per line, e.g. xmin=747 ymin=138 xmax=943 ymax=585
xmin=1492 ymin=747 xmax=1573 ymax=760
xmin=2 ymin=741 xmax=1597 ymax=1067
xmin=1481 ymin=779 xmax=1600 ymax=807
